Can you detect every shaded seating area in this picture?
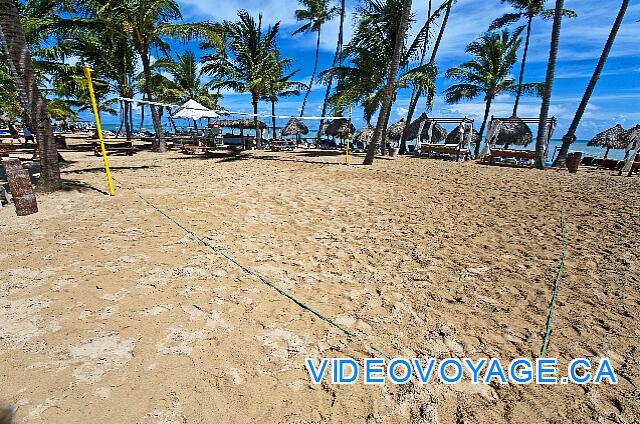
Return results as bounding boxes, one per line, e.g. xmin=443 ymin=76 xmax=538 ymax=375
xmin=409 ymin=116 xmax=474 ymax=161
xmin=91 ymin=138 xmax=135 ymax=156
xmin=272 ymin=118 xmax=308 ymax=151
xmin=481 ymin=116 xmax=556 ymax=166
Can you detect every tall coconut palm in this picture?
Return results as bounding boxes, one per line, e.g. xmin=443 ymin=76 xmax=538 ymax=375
xmin=101 ymin=0 xmax=222 ymax=152
xmin=444 ymin=29 xmax=542 ymax=157
xmin=261 ymin=66 xmax=306 ymax=137
xmin=490 ymin=0 xmax=575 ymax=118
xmin=552 ymin=0 xmax=630 ymax=168
xmin=0 ymin=0 xmax=61 ymax=191
xmin=293 ymin=0 xmax=337 ymax=117
xmin=363 ymin=0 xmax=413 ymax=165
xmin=322 ymin=0 xmax=435 ymax=129
xmin=534 ymin=0 xmax=565 ymax=169
xmin=152 ymin=51 xmax=216 ymax=109
xmin=399 ymin=0 xmax=455 ymax=154
xmin=203 ymin=11 xmax=284 ymax=148
xmin=318 ymin=0 xmax=346 ymax=139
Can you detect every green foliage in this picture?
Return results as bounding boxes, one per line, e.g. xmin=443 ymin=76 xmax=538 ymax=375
xmin=444 ymin=29 xmax=542 ymax=104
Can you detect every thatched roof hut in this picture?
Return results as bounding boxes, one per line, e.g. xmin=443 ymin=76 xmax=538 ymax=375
xmin=217 ymin=118 xmax=267 ymax=129
xmin=588 ymin=124 xmax=627 ymax=158
xmin=281 ymin=118 xmax=309 ymax=136
xmin=354 ymin=125 xmax=374 ymax=144
xmin=446 ymin=123 xmax=481 ymax=146
xmin=405 ymin=113 xmax=447 ymax=142
xmin=494 ymin=117 xmax=533 ymax=147
xmin=386 ymin=119 xmax=406 ymax=141
xmin=588 ymin=124 xmax=626 ymax=149
xmin=325 ymin=118 xmax=355 ymax=138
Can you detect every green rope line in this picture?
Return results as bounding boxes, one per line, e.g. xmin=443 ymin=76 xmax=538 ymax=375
xmin=117 ymin=180 xmax=392 ymax=359
xmin=540 ymin=208 xmax=566 ymax=357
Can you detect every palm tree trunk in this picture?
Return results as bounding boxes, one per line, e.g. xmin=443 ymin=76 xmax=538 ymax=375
xmin=476 ymin=96 xmax=493 ymax=158
xmin=252 ymin=94 xmax=261 ymax=149
xmin=318 ymin=0 xmax=345 ymax=140
xmin=271 ymin=99 xmax=277 ymax=138
xmin=300 ymin=27 xmax=321 ymax=117
xmin=512 ymin=15 xmax=533 ymax=117
xmin=138 ymin=47 xmax=166 ymax=152
xmin=552 ymin=0 xmax=629 ymax=168
xmin=400 ymin=0 xmax=451 ymax=154
xmin=364 ymin=0 xmax=412 ymax=165
xmin=0 ymin=1 xmax=61 ymax=191
xmin=124 ymin=101 xmax=132 ymax=141
xmin=534 ymin=0 xmax=565 ymax=169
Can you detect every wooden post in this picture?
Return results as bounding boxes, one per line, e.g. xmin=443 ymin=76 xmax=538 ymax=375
xmin=2 ymin=158 xmax=37 ymax=216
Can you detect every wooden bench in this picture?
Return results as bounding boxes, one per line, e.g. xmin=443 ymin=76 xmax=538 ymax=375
xmin=270 ymin=140 xmax=295 ymax=152
xmin=420 ymin=144 xmax=469 ymax=161
xmin=91 ymin=140 xmax=134 ymax=156
xmin=487 ymin=148 xmax=536 ymax=164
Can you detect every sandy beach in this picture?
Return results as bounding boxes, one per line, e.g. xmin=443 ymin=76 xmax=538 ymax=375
xmin=1 ymin=147 xmax=639 ymax=423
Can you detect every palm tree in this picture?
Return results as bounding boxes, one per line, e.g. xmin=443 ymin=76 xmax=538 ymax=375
xmin=318 ymin=0 xmax=346 ymax=140
xmin=101 ymin=0 xmax=222 ymax=152
xmin=261 ymin=66 xmax=306 ymax=138
xmin=293 ymin=0 xmax=337 ymax=117
xmin=363 ymin=0 xmax=413 ymax=165
xmin=534 ymin=0 xmax=565 ymax=169
xmin=153 ymin=51 xmax=216 ymax=107
xmin=203 ymin=11 xmax=283 ymax=149
xmin=444 ymin=29 xmax=542 ymax=157
xmin=0 ymin=0 xmax=61 ymax=191
xmin=400 ymin=0 xmax=455 ymax=154
xmin=490 ymin=0 xmax=575 ymax=118
xmin=322 ymin=0 xmax=435 ymax=129
xmin=552 ymin=0 xmax=629 ymax=168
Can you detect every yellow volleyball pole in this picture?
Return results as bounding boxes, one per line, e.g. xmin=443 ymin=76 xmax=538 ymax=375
xmin=83 ymin=66 xmax=115 ymax=196
xmin=345 ymin=107 xmax=352 ymax=165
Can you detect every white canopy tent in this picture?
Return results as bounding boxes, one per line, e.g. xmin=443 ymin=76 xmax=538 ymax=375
xmin=172 ymin=99 xmax=220 ymax=120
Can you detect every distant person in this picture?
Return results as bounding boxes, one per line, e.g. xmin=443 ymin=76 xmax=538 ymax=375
xmin=23 ymin=126 xmax=34 ymax=143
xmin=8 ymin=123 xmax=19 ymax=144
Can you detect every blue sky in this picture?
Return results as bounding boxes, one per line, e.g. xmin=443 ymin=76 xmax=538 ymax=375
xmin=105 ymin=0 xmax=640 ymax=139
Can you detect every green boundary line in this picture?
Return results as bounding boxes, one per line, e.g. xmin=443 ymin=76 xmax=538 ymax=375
xmin=118 ymin=180 xmax=392 ymax=359
xmin=540 ymin=208 xmax=567 ymax=357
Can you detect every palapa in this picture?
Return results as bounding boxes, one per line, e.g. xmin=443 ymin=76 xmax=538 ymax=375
xmin=446 ymin=123 xmax=481 ymax=146
xmin=588 ymin=124 xmax=627 ymax=158
xmin=324 ymin=118 xmax=355 ymax=138
xmin=405 ymin=113 xmax=447 ymax=142
xmin=281 ymin=118 xmax=309 ymax=136
xmin=493 ymin=117 xmax=533 ymax=147
xmin=354 ymin=124 xmax=374 ymax=144
xmin=386 ymin=119 xmax=406 ymax=141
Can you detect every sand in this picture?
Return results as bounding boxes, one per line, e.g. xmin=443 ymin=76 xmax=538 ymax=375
xmin=1 ymin=146 xmax=639 ymax=423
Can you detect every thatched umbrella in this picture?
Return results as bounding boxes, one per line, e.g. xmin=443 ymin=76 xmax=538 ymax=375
xmin=620 ymin=124 xmax=640 ymax=150
xmin=494 ymin=117 xmax=533 ymax=147
xmin=588 ymin=124 xmax=626 ymax=159
xmin=405 ymin=113 xmax=447 ymax=143
xmin=281 ymin=118 xmax=309 ymax=137
xmin=325 ymin=118 xmax=355 ymax=138
xmin=386 ymin=119 xmax=406 ymax=142
xmin=354 ymin=124 xmax=374 ymax=144
xmin=446 ymin=123 xmax=481 ymax=146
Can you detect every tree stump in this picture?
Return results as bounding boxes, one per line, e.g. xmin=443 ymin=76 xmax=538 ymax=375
xmin=1 ymin=158 xmax=37 ymax=216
